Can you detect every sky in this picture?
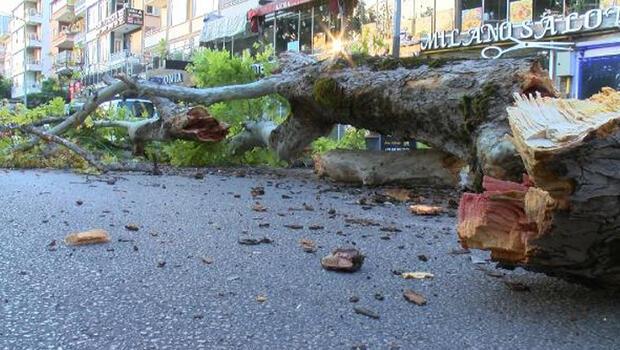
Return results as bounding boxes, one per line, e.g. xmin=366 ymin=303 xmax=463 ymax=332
xmin=0 ymin=0 xmax=20 ymax=16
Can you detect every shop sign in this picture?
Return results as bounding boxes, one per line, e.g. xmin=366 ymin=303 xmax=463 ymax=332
xmin=149 ymin=72 xmax=184 ymax=85
xmin=99 ymin=8 xmax=144 ymax=34
xmin=253 ymin=0 xmax=313 ymax=17
xmin=421 ymin=6 xmax=620 ymax=52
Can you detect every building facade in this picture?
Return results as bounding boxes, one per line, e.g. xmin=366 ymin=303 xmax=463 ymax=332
xmin=408 ymin=0 xmax=620 ymax=99
xmin=9 ymin=0 xmax=52 ymax=99
xmin=143 ymin=0 xmax=218 ymax=59
xmin=0 ymin=15 xmax=11 ymax=77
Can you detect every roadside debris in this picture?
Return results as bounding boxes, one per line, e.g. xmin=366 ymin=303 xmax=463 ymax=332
xmin=251 ymin=186 xmax=265 ymax=197
xmin=402 ymin=272 xmax=434 ymax=280
xmin=64 ymin=229 xmax=110 ymax=246
xmin=409 ymin=205 xmax=443 ymax=216
xmin=321 ymin=248 xmax=365 ymax=272
xmin=201 ymin=256 xmax=214 ymax=265
xmin=504 ymin=281 xmax=531 ymax=292
xmin=238 ymin=237 xmax=273 ymax=245
xmin=124 ymin=224 xmax=140 ymax=231
xmin=252 ymin=203 xmax=267 ymax=212
xmin=403 ymin=289 xmax=427 ymax=305
xmin=353 ymin=306 xmax=380 ymax=319
xmin=284 ymin=224 xmax=303 ymax=230
xmin=47 ymin=240 xmax=57 ymax=251
xmin=382 ymin=188 xmax=413 ymax=202
xmin=299 ymin=239 xmax=317 ymax=253
xmin=157 ymin=261 xmax=166 ymax=268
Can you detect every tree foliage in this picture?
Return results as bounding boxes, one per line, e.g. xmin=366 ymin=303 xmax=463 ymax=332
xmin=163 ymin=47 xmax=288 ymax=167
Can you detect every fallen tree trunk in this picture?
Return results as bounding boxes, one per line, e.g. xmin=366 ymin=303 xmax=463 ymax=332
xmin=458 ymin=88 xmax=620 ymax=287
xmin=97 ymin=54 xmax=553 ymax=182
xmin=314 ymin=149 xmax=466 ymax=187
xmin=93 ymin=97 xmax=229 ymax=154
xmin=11 ymin=54 xmax=555 ymax=183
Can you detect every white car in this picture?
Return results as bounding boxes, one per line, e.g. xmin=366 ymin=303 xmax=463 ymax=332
xmin=99 ymin=99 xmax=157 ymax=119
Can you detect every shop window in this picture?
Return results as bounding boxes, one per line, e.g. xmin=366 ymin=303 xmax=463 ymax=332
xmin=509 ymin=0 xmax=532 ymax=22
xmin=566 ymin=0 xmax=602 ymax=13
xmin=435 ymin=1 xmax=455 ymax=31
xmin=262 ymin=18 xmax=276 ymax=48
xmin=312 ymin=5 xmax=333 ymax=56
xmin=300 ymin=9 xmax=313 ymax=54
xmin=461 ymin=0 xmax=482 ymax=30
xmin=414 ymin=0 xmax=434 ymax=37
xmin=275 ymin=12 xmax=299 ymax=53
xmin=579 ymin=53 xmax=620 ymax=99
xmin=484 ymin=0 xmax=507 ymax=23
xmin=533 ymin=0 xmax=563 ymax=18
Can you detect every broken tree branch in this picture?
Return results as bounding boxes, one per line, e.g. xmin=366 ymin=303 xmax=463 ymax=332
xmin=314 ymin=149 xmax=466 ymax=187
xmin=14 ymin=79 xmax=130 ymax=152
xmin=458 ymin=88 xmax=620 ymax=287
xmin=19 ymin=125 xmax=106 ymax=172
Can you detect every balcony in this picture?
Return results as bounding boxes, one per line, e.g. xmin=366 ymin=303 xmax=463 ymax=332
xmin=26 ymin=58 xmax=42 ymax=71
xmin=52 ymin=29 xmax=77 ymax=49
xmin=99 ymin=7 xmax=144 ymax=35
xmin=52 ymin=0 xmax=75 ymax=22
xmin=55 ymin=50 xmax=74 ymax=65
xmin=25 ymin=33 xmax=42 ymax=47
xmin=24 ymin=8 xmax=43 ymax=24
xmin=74 ymin=0 xmax=87 ymax=18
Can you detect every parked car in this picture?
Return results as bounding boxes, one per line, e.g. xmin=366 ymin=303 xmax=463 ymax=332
xmin=99 ymin=99 xmax=157 ymax=119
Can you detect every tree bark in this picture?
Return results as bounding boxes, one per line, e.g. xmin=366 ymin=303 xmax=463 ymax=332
xmin=11 ymin=54 xmax=555 ymax=183
xmin=314 ymin=149 xmax=466 ymax=187
xmin=93 ymin=97 xmax=229 ymax=154
xmin=95 ymin=54 xmax=554 ymax=182
xmin=458 ymin=88 xmax=620 ymax=287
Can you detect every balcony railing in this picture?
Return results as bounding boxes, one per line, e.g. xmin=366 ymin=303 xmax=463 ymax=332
xmin=52 ymin=29 xmax=77 ymax=48
xmin=57 ymin=51 xmax=72 ymax=64
xmin=51 ymin=0 xmax=75 ymax=22
xmin=26 ymin=33 xmax=42 ymax=47
xmin=24 ymin=8 xmax=43 ymax=24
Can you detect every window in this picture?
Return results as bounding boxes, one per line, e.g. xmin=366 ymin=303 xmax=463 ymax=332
xmin=461 ymin=0 xmax=482 ymax=30
xmin=484 ymin=0 xmax=507 ymax=23
xmin=171 ymin=0 xmax=188 ymax=25
xmin=508 ymin=0 xmax=532 ymax=21
xmin=435 ymin=1 xmax=455 ymax=32
xmin=534 ymin=0 xmax=564 ymax=18
xmin=414 ymin=0 xmax=434 ymax=37
xmin=579 ymin=53 xmax=620 ymax=98
xmin=87 ymin=5 xmax=98 ymax=31
xmin=194 ymin=0 xmax=217 ymax=17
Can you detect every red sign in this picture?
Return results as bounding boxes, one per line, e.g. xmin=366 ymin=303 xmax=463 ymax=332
xmin=252 ymin=0 xmax=313 ymax=16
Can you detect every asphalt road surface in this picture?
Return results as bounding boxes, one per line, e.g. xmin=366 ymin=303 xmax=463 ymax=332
xmin=1 ymin=169 xmax=619 ymax=350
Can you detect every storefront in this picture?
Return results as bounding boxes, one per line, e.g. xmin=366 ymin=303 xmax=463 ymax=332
xmin=247 ymin=0 xmax=355 ymax=57
xmin=200 ymin=0 xmax=260 ymax=55
xmin=412 ymin=1 xmax=620 ymax=98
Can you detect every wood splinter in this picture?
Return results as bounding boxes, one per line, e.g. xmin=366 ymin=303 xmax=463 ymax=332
xmin=64 ymin=229 xmax=111 ymax=246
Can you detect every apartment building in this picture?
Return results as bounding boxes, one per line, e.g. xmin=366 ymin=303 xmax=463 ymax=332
xmin=143 ymin=0 xmax=218 ymax=58
xmin=50 ymin=0 xmax=160 ymax=91
xmin=9 ymin=0 xmax=52 ymax=99
xmin=0 ymin=15 xmax=11 ymax=77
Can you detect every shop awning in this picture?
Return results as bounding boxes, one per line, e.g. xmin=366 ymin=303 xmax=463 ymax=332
xmin=251 ymin=0 xmax=314 ymax=17
xmin=200 ymin=14 xmax=247 ymax=43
